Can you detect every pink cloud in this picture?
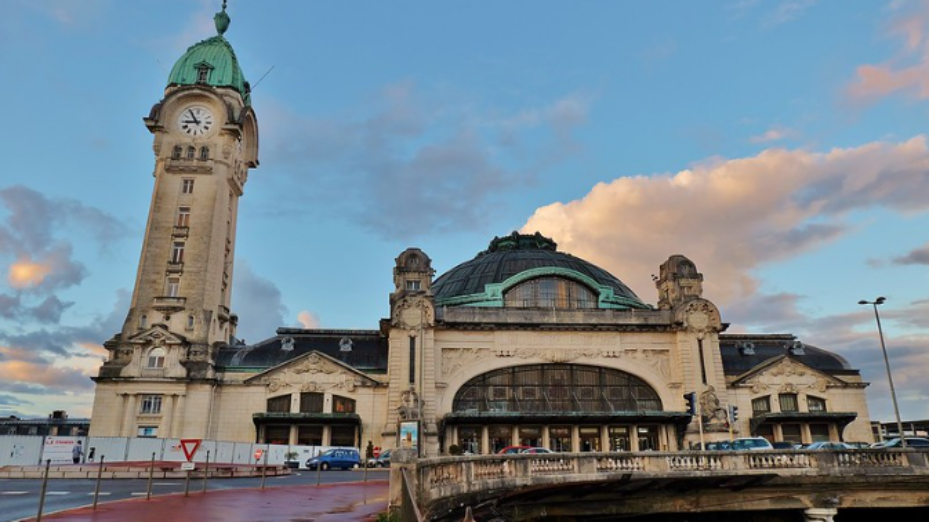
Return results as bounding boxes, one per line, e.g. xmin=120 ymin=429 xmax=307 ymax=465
xmin=522 ymin=136 xmax=929 ymax=307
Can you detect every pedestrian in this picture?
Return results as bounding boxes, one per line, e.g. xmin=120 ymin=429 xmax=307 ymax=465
xmin=72 ymin=441 xmax=84 ymax=464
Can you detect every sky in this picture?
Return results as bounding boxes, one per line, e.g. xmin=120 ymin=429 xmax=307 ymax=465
xmin=0 ymin=0 xmax=927 ymax=425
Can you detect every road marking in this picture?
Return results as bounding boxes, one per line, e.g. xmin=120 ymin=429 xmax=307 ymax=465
xmin=1 ymin=491 xmax=29 ymax=495
xmin=87 ymin=492 xmax=112 ymax=496
xmin=47 ymin=491 xmax=70 ymax=495
xmin=153 ymin=482 xmax=180 ymax=486
xmin=130 ymin=492 xmax=148 ymax=496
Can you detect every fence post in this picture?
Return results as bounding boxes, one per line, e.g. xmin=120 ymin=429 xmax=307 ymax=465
xmin=260 ymin=445 xmax=268 ymax=489
xmin=35 ymin=459 xmax=51 ymax=522
xmin=146 ymin=452 xmax=155 ymax=500
xmin=93 ymin=455 xmax=106 ymax=510
xmin=202 ymin=450 xmax=210 ymax=493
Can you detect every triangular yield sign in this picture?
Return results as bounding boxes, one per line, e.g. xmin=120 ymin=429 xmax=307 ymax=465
xmin=180 ymin=439 xmax=202 ymax=462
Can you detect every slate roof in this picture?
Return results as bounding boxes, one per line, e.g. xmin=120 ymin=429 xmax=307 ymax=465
xmin=719 ymin=334 xmax=857 ymax=376
xmin=216 ymin=328 xmax=388 ymax=373
xmin=432 ymin=232 xmax=646 ymax=307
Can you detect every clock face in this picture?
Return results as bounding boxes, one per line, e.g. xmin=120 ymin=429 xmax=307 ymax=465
xmin=177 ymin=106 xmax=214 ymax=137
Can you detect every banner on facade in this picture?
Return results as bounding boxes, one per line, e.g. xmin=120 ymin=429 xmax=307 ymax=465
xmin=42 ymin=436 xmax=83 ymax=464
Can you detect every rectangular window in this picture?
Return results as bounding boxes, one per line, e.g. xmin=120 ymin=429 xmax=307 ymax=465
xmin=406 ymin=280 xmax=421 ymax=291
xmin=779 ymin=393 xmax=799 ymax=412
xmin=807 ymin=396 xmax=827 ymax=412
xmin=298 ymin=425 xmax=323 ymax=446
xmin=266 ymin=395 xmax=291 ymax=413
xmin=170 ymin=242 xmax=185 ymax=264
xmin=330 ymin=426 xmax=355 ymax=447
xmin=458 ymin=426 xmax=482 ymax=455
xmin=140 ymin=395 xmax=163 ymax=415
xmin=176 ymin=207 xmax=190 ymax=227
xmin=300 ymin=392 xmax=323 ymax=413
xmin=781 ymin=423 xmax=802 ymax=443
xmin=333 ymin=395 xmax=356 ymax=413
xmin=165 ymin=277 xmax=180 ymax=297
xmin=409 ymin=336 xmax=416 ymax=386
xmin=752 ymin=396 xmax=771 ymax=415
xmin=637 ymin=425 xmax=659 ymax=451
xmin=810 ymin=424 xmax=830 ymax=442
xmin=609 ymin=426 xmax=631 ymax=451
xmin=181 ymin=179 xmax=195 ymax=194
xmin=137 ymin=426 xmax=158 ymax=438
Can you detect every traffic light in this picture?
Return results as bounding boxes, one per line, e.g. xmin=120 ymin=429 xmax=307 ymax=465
xmin=683 ymin=392 xmax=696 ymax=415
xmin=730 ymin=405 xmax=739 ymax=422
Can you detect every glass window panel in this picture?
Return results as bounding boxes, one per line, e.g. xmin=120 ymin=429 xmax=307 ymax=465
xmin=550 ymin=426 xmax=572 ymax=452
xmin=608 ymin=426 xmax=631 ymax=451
xmin=330 ymin=426 xmax=355 ymax=447
xmin=300 ymin=393 xmax=323 ymax=413
xmin=781 ymin=424 xmax=802 ymax=443
xmin=752 ymin=396 xmax=771 ymax=414
xmin=810 ymin=424 xmax=830 ymax=442
xmin=637 ymin=425 xmax=659 ymax=451
xmin=264 ymin=426 xmax=289 ymax=445
xmin=519 ymin=426 xmax=542 ymax=447
xmin=298 ymin=426 xmax=323 ymax=445
xmin=489 ymin=426 xmax=512 ymax=453
xmin=267 ymin=395 xmax=291 ymax=413
xmin=807 ymin=396 xmax=826 ymax=412
xmin=333 ymin=395 xmax=355 ymax=413
xmin=779 ymin=394 xmax=799 ymax=412
xmin=458 ymin=426 xmax=482 ymax=455
xmin=504 ymin=277 xmax=597 ymax=309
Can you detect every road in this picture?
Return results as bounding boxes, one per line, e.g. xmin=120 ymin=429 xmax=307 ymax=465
xmin=0 ymin=467 xmax=388 ymax=522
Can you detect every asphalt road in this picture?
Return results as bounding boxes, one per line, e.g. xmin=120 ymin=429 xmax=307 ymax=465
xmin=0 ymin=467 xmax=388 ymax=522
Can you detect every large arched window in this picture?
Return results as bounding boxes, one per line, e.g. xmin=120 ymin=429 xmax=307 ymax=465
xmin=146 ymin=347 xmax=165 ymax=368
xmin=453 ymin=364 xmax=662 ymax=413
xmin=266 ymin=395 xmax=291 ymax=413
xmin=504 ymin=277 xmax=596 ymax=309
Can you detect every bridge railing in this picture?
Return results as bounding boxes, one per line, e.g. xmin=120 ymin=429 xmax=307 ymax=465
xmin=415 ymin=449 xmax=929 ymax=507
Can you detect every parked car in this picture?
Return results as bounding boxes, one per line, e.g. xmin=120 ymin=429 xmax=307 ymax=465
xmin=731 ymin=437 xmax=774 ymax=451
xmin=372 ymin=448 xmax=392 ymax=467
xmin=805 ymin=441 xmax=853 ymax=450
xmin=497 ymin=445 xmax=533 ymax=454
xmin=873 ymin=437 xmax=929 ymax=448
xmin=771 ymin=442 xmax=794 ymax=450
xmin=521 ymin=447 xmax=554 ymax=454
xmin=845 ymin=442 xmax=871 ymax=449
xmin=306 ymin=448 xmax=362 ymax=470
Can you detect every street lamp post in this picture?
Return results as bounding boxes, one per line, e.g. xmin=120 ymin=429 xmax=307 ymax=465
xmin=858 ymin=297 xmax=906 ymax=448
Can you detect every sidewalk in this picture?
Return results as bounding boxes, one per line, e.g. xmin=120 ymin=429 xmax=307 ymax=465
xmin=23 ymin=480 xmax=389 ymax=522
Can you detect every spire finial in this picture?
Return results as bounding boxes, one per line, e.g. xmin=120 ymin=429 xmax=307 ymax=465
xmin=214 ymin=1 xmax=231 ymax=35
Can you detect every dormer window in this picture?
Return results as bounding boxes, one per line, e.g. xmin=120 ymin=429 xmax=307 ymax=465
xmin=196 ymin=63 xmax=212 ymax=84
xmin=147 ymin=347 xmax=166 ymax=369
xmin=504 ymin=277 xmax=596 ymax=309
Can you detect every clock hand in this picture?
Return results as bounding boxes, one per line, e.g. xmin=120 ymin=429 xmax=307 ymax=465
xmin=187 ymin=109 xmax=200 ymax=125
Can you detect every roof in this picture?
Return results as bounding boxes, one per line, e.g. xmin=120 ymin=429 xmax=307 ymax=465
xmin=166 ymin=7 xmax=250 ymax=102
xmin=432 ymin=232 xmax=649 ymax=309
xmin=719 ymin=334 xmax=856 ymax=376
xmin=215 ymin=329 xmax=388 ymax=373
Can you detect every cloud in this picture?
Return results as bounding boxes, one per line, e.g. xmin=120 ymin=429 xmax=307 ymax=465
xmin=847 ymin=0 xmax=929 ymax=102
xmin=522 ymin=136 xmax=929 ymax=306
xmin=893 ymin=242 xmax=929 ymax=265
xmin=261 ymin=84 xmax=590 ymax=239
xmin=231 ymin=261 xmax=287 ymax=343
xmin=749 ymin=126 xmax=797 ymax=144
xmin=0 ymin=360 xmax=94 ymax=394
xmin=765 ymin=0 xmax=819 ymax=26
xmin=297 ymin=310 xmax=321 ymax=329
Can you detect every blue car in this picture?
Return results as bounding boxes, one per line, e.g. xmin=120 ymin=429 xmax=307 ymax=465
xmin=306 ymin=448 xmax=362 ymax=470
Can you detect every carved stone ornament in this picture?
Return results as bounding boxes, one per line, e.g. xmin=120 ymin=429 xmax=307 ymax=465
xmin=680 ymin=300 xmax=721 ymax=340
xmin=442 ymin=347 xmax=490 ymax=376
xmin=392 ymin=298 xmax=434 ymax=329
xmin=493 ymin=347 xmax=599 ymax=362
xmin=397 ymin=388 xmax=422 ymax=421
xmin=699 ymin=385 xmax=728 ymax=426
xmin=743 ymin=358 xmax=841 ymax=393
xmin=291 ymin=353 xmax=337 ymax=375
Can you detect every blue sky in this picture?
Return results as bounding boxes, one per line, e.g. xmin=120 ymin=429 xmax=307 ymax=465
xmin=1 ymin=0 xmax=927 ymax=425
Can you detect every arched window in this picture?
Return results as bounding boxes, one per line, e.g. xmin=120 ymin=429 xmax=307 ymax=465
xmin=199 ymin=146 xmax=209 ymax=160
xmin=504 ymin=277 xmax=597 ymax=309
xmin=186 ymin=146 xmax=196 ymax=159
xmin=266 ymin=395 xmax=291 ymax=413
xmin=453 ymin=364 xmax=662 ymax=413
xmin=172 ymin=145 xmax=183 ymax=159
xmin=146 ymin=347 xmax=165 ymax=368
xmin=139 ymin=314 xmax=148 ymax=329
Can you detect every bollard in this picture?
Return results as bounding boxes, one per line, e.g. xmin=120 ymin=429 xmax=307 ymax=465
xmin=35 ymin=459 xmax=51 ymax=522
xmin=93 ymin=455 xmax=106 ymax=510
xmin=259 ymin=445 xmax=268 ymax=489
xmin=202 ymin=450 xmax=210 ymax=493
xmin=146 ymin=452 xmax=155 ymax=500
xmin=315 ymin=453 xmax=322 ymax=486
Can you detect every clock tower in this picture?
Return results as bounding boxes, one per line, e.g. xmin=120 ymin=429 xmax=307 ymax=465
xmin=90 ymin=3 xmax=259 ymax=439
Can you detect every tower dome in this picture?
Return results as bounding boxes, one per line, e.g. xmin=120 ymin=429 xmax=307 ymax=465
xmin=166 ymin=3 xmax=250 ymax=103
xmin=432 ymin=232 xmax=650 ymax=310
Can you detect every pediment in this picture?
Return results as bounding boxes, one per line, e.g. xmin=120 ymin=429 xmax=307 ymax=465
xmin=732 ymin=355 xmax=848 ymax=394
xmin=127 ymin=324 xmax=187 ymax=346
xmin=245 ymin=350 xmax=379 ymax=393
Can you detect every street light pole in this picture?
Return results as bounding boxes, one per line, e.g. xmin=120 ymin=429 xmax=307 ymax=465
xmin=858 ymin=297 xmax=906 ymax=448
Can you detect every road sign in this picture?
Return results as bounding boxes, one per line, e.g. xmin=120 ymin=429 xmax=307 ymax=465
xmin=180 ymin=439 xmax=202 ymax=462
xmin=253 ymin=448 xmax=264 ymax=461
xmin=180 ymin=462 xmax=196 ymax=471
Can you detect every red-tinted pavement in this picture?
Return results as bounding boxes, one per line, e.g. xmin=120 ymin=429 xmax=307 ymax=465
xmin=26 ymin=480 xmax=388 ymax=522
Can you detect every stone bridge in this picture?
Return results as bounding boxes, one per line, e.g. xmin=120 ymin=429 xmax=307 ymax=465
xmin=391 ymin=449 xmax=929 ymax=521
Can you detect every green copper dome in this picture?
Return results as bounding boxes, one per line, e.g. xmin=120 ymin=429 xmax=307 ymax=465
xmin=166 ymin=4 xmax=250 ymax=103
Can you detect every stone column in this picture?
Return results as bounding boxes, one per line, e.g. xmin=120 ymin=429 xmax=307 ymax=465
xmin=323 ymin=425 xmax=331 ymax=446
xmin=481 ymin=426 xmax=489 ymax=455
xmin=542 ymin=426 xmax=550 ymax=450
xmin=120 ymin=394 xmax=137 ymax=437
xmin=172 ymin=395 xmax=186 ymax=438
xmin=161 ymin=394 xmax=175 ymax=438
xmin=803 ymin=508 xmax=837 ymax=522
xmin=289 ymin=425 xmax=298 ymax=445
xmin=601 ymin=426 xmax=610 ymax=451
xmin=571 ymin=426 xmax=581 ymax=452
